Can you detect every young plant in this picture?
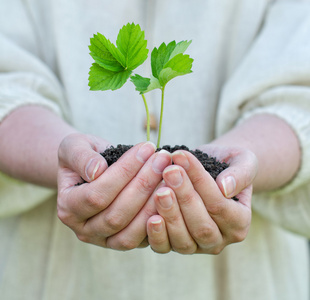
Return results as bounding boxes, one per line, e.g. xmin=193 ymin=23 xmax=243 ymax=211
xmin=88 ymin=22 xmax=193 ymax=148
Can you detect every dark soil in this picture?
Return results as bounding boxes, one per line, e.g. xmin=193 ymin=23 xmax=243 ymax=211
xmin=101 ymin=144 xmax=238 ymax=201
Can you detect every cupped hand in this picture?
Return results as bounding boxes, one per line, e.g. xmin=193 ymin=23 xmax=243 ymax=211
xmin=57 ymin=133 xmax=172 ymax=249
xmin=147 ymin=146 xmax=258 ymax=254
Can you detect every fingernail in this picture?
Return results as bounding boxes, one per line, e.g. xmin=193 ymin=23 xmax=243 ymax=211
xmin=222 ymin=176 xmax=236 ymax=198
xmin=152 ymin=150 xmax=172 ymax=174
xmin=151 ymin=218 xmax=163 ymax=232
xmin=136 ymin=142 xmax=156 ymax=163
xmin=156 ymin=189 xmax=173 ymax=208
xmin=172 ymin=151 xmax=190 ymax=170
xmin=163 ymin=166 xmax=183 ymax=188
xmin=85 ymin=159 xmax=101 ymax=181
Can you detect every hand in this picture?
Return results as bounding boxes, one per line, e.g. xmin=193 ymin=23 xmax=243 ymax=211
xmin=146 ymin=146 xmax=257 ymax=254
xmin=57 ymin=133 xmax=172 ymax=249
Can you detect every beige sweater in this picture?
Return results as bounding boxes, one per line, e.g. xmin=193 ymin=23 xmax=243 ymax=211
xmin=0 ymin=0 xmax=310 ymax=299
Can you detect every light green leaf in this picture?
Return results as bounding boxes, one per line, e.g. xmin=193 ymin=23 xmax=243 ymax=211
xmin=116 ymin=23 xmax=148 ymax=70
xmin=146 ymin=76 xmax=161 ymax=93
xmin=169 ymin=40 xmax=192 ymax=59
xmin=158 ymin=53 xmax=193 ymax=86
xmin=88 ymin=63 xmax=132 ymax=91
xmin=131 ymin=74 xmax=161 ymax=94
xmin=151 ymin=41 xmax=176 ymax=79
xmin=89 ymin=33 xmax=125 ymax=72
xmin=151 ymin=40 xmax=192 ymax=81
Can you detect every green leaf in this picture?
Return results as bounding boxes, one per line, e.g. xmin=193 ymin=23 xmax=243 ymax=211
xmin=89 ymin=33 xmax=125 ymax=72
xmin=130 ymin=74 xmax=161 ymax=94
xmin=169 ymin=40 xmax=192 ymax=59
xmin=146 ymin=76 xmax=162 ymax=93
xmin=116 ymin=23 xmax=148 ymax=70
xmin=158 ymin=53 xmax=193 ymax=86
xmin=88 ymin=63 xmax=132 ymax=91
xmin=130 ymin=74 xmax=150 ymax=93
xmin=151 ymin=41 xmax=176 ymax=79
xmin=151 ymin=40 xmax=192 ymax=81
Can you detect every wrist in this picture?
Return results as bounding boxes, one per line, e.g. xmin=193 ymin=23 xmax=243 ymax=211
xmin=207 ymin=114 xmax=301 ymax=192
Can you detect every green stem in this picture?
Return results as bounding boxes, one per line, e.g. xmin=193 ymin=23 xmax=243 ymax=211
xmin=157 ymin=86 xmax=165 ymax=148
xmin=142 ymin=94 xmax=150 ymax=141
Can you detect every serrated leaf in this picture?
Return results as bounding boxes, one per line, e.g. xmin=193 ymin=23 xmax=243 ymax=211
xmin=89 ymin=63 xmax=132 ymax=91
xmin=158 ymin=53 xmax=193 ymax=86
xmin=169 ymin=40 xmax=192 ymax=59
xmin=151 ymin=40 xmax=192 ymax=81
xmin=130 ymin=74 xmax=161 ymax=94
xmin=89 ymin=33 xmax=125 ymax=72
xmin=116 ymin=23 xmax=148 ymax=70
xmin=151 ymin=41 xmax=177 ymax=79
xmin=130 ymin=74 xmax=150 ymax=93
xmin=146 ymin=76 xmax=162 ymax=93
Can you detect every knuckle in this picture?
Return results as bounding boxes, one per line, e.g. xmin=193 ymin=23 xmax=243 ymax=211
xmin=57 ymin=209 xmax=71 ymax=225
xmin=173 ymin=242 xmax=196 ymax=255
xmin=143 ymin=205 xmax=157 ymax=218
xmin=56 ymin=202 xmax=72 ymax=226
xmin=246 ymin=149 xmax=258 ymax=167
xmin=207 ymin=201 xmax=227 ymax=217
xmin=229 ymin=228 xmax=249 ymax=244
xmin=77 ymin=227 xmax=108 ymax=247
xmin=58 ymin=133 xmax=83 ymax=161
xmin=115 ymin=237 xmax=138 ymax=251
xmin=76 ymin=233 xmax=91 ymax=244
xmin=190 ymin=174 xmax=205 ymax=188
xmin=151 ymin=247 xmax=171 ymax=254
xmin=85 ymin=188 xmax=106 ymax=210
xmin=178 ymin=193 xmax=194 ymax=207
xmin=209 ymin=246 xmax=224 ymax=255
xmin=58 ymin=136 xmax=71 ymax=160
xmin=192 ymin=224 xmax=215 ymax=244
xmin=165 ymin=213 xmax=182 ymax=225
xmin=135 ymin=176 xmax=154 ymax=195
xmin=104 ymin=212 xmax=126 ymax=233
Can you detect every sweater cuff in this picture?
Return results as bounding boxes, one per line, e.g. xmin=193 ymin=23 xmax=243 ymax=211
xmin=0 ymin=86 xmax=62 ymax=123
xmin=237 ymin=103 xmax=310 ymax=195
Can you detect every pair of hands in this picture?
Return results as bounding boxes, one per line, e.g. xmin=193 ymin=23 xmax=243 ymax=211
xmin=57 ymin=133 xmax=257 ymax=254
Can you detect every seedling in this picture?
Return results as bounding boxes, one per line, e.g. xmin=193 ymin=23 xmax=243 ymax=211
xmin=88 ymin=23 xmax=193 ymax=148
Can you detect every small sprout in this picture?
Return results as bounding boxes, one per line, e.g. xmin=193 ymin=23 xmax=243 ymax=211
xmin=88 ymin=22 xmax=194 ymax=148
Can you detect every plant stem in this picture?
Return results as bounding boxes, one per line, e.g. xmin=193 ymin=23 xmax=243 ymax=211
xmin=157 ymin=85 xmax=165 ymax=148
xmin=142 ymin=94 xmax=150 ymax=141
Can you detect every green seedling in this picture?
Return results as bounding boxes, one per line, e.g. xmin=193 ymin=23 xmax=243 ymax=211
xmin=88 ymin=22 xmax=194 ymax=148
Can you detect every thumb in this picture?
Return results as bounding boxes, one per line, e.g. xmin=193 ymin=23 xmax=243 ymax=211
xmin=216 ymin=149 xmax=258 ymax=198
xmin=58 ymin=133 xmax=109 ymax=183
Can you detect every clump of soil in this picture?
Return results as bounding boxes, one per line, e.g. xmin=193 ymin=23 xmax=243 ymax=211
xmin=103 ymin=144 xmax=228 ymax=180
xmin=101 ymin=144 xmax=238 ymax=201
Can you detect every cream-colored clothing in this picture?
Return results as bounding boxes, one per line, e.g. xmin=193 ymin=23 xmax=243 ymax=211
xmin=0 ymin=0 xmax=310 ymax=299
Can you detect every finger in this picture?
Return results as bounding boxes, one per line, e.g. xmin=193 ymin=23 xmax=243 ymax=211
xmin=147 ymin=215 xmax=171 ymax=254
xmin=58 ymin=133 xmax=109 ymax=184
xmin=137 ymin=237 xmax=149 ymax=248
xmin=171 ymin=151 xmax=225 ymax=205
xmin=195 ymin=145 xmax=258 ymax=199
xmin=155 ymin=187 xmax=198 ymax=254
xmin=161 ymin=168 xmax=222 ymax=252
xmin=57 ymin=142 xmax=157 ymax=224
xmin=106 ymin=180 xmax=167 ymax=250
xmin=171 ymin=151 xmax=251 ymax=245
xmin=215 ymin=149 xmax=258 ymax=198
xmin=83 ymin=150 xmax=172 ymax=239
